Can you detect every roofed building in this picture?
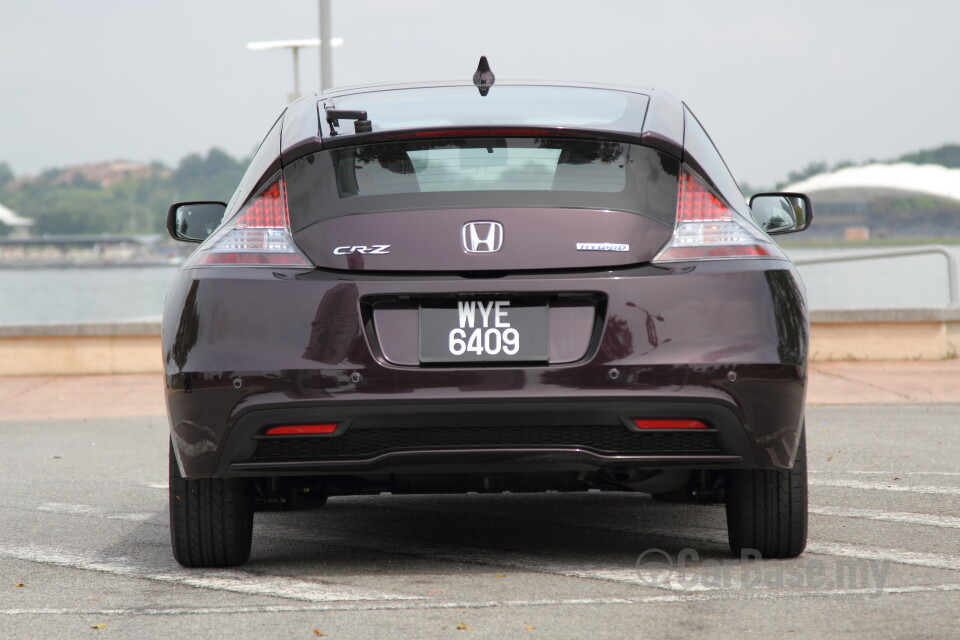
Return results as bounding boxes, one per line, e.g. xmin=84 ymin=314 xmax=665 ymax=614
xmin=784 ymin=163 xmax=960 ymax=240
xmin=0 ymin=201 xmax=33 ymax=236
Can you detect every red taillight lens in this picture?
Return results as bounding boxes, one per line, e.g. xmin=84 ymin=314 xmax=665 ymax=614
xmin=653 ymin=167 xmax=783 ymax=263
xmin=234 ymin=180 xmax=288 ymax=228
xmin=631 ymin=419 xmax=708 ymax=430
xmin=264 ymin=424 xmax=338 ymax=436
xmin=188 ymin=177 xmax=313 ymax=268
xmin=676 ymin=170 xmax=730 ymax=222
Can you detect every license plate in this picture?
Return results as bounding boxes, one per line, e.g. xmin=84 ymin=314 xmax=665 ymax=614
xmin=419 ymin=300 xmax=549 ymax=363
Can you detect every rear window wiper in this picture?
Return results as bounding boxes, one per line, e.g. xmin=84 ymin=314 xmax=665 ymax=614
xmin=325 ymin=109 xmax=372 ymax=136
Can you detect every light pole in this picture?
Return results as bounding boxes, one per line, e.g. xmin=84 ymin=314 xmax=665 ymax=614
xmin=247 ymin=37 xmax=344 ymax=102
xmin=319 ymin=0 xmax=333 ymax=91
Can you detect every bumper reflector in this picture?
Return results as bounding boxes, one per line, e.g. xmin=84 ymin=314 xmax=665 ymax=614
xmin=631 ymin=419 xmax=708 ymax=430
xmin=264 ymin=424 xmax=338 ymax=436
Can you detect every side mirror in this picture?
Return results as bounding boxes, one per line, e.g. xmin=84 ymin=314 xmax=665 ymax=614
xmin=166 ymin=201 xmax=227 ymax=242
xmin=748 ymin=192 xmax=813 ymax=235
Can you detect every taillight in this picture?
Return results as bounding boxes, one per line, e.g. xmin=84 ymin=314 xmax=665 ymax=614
xmin=653 ymin=167 xmax=784 ymax=262
xmin=188 ymin=177 xmax=312 ymax=268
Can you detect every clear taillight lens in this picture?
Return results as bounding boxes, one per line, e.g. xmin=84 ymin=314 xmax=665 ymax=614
xmin=653 ymin=167 xmax=784 ymax=262
xmin=187 ymin=178 xmax=312 ymax=268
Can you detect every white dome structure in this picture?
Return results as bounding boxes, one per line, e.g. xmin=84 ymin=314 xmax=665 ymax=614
xmin=0 ymin=201 xmax=33 ymax=227
xmin=784 ymin=163 xmax=960 ymax=204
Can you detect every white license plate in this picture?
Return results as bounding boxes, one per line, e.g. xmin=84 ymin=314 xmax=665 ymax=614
xmin=419 ymin=300 xmax=549 ymax=363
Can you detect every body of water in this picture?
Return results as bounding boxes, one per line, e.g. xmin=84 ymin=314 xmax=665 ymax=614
xmin=0 ymin=266 xmax=179 ymax=326
xmin=0 ymin=246 xmax=957 ymax=326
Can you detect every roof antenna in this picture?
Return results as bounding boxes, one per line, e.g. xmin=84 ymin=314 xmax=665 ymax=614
xmin=473 ymin=56 xmax=495 ymax=97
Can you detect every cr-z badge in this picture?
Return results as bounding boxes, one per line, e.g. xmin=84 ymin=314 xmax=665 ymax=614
xmin=333 ymin=245 xmax=391 ymax=255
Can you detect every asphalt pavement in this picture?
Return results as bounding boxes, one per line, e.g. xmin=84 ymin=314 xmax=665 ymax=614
xmin=0 ymin=385 xmax=958 ymax=638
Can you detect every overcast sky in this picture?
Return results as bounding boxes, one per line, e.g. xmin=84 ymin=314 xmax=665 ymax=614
xmin=1 ymin=0 xmax=958 ymax=188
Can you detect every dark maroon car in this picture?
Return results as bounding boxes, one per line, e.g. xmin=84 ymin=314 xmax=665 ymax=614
xmin=164 ymin=65 xmax=813 ymax=568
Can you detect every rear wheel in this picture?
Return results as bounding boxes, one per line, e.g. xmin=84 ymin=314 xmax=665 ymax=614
xmin=169 ymin=443 xmax=253 ymax=568
xmin=725 ymin=427 xmax=807 ymax=558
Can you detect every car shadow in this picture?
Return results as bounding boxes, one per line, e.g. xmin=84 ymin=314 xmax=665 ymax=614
xmin=242 ymin=492 xmax=732 ymax=575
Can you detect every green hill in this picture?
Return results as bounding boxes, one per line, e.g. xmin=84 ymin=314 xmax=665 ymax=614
xmin=0 ymin=149 xmax=246 ymax=236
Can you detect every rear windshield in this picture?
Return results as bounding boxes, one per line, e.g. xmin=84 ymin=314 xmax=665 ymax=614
xmin=285 ymin=138 xmax=679 ymax=230
xmin=329 ymin=86 xmax=647 ymax=132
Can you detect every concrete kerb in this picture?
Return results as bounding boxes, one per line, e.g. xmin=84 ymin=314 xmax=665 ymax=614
xmin=0 ymin=321 xmax=163 ymax=375
xmin=810 ymin=308 xmax=960 ymax=361
xmin=0 ymin=321 xmax=162 ymax=338
xmin=0 ymin=309 xmax=958 ymax=376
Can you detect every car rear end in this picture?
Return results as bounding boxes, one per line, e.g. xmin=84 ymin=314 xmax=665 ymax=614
xmin=164 ymin=83 xmax=809 ymax=566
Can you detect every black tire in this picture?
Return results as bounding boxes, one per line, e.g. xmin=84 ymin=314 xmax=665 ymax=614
xmin=169 ymin=443 xmax=254 ymax=568
xmin=725 ymin=427 xmax=807 ymax=559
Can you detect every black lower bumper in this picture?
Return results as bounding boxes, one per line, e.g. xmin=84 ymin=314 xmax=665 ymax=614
xmin=230 ymin=448 xmax=745 ymax=476
xmin=192 ymin=400 xmax=759 ymax=478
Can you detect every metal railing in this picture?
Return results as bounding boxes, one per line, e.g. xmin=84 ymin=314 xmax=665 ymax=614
xmin=791 ymin=245 xmax=959 ymax=307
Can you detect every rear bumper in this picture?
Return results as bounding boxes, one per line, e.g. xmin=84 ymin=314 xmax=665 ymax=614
xmin=164 ymin=260 xmax=808 ymax=478
xmin=168 ymin=367 xmax=805 ymax=479
xmin=218 ymin=400 xmax=754 ymax=477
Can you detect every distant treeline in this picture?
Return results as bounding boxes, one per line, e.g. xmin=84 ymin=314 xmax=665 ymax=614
xmin=0 ymin=149 xmax=247 ymax=236
xmin=2 ymin=143 xmax=960 ymax=237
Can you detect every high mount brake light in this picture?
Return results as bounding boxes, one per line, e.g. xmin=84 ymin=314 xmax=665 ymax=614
xmin=653 ymin=167 xmax=783 ymax=263
xmin=408 ymin=127 xmax=558 ymax=138
xmin=189 ymin=178 xmax=312 ymax=268
xmin=356 ymin=127 xmax=584 ymax=143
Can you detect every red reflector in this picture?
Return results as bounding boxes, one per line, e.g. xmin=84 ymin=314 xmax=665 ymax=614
xmin=631 ymin=419 xmax=708 ymax=430
xmin=264 ymin=424 xmax=338 ymax=436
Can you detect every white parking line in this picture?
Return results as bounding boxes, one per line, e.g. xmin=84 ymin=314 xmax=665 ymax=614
xmin=14 ymin=502 xmax=697 ymax=591
xmin=37 ymin=502 xmax=159 ymax=523
xmin=259 ymin=517 xmax=960 ymax=586
xmin=624 ymin=531 xmax=960 ymax=574
xmin=14 ymin=501 xmax=960 ymax=594
xmin=806 ymin=541 xmax=960 ymax=572
xmin=0 ymin=544 xmax=422 ymax=603
xmin=811 ymin=506 xmax=960 ymax=529
xmin=4 ymin=583 xmax=960 ymax=616
xmin=810 ymin=471 xmax=960 ymax=477
xmin=810 ymin=478 xmax=960 ymax=496
xmin=352 ymin=502 xmax=960 ymax=576
xmin=281 ymin=506 xmax=957 ymax=577
xmin=903 ymin=472 xmax=960 ymax=477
